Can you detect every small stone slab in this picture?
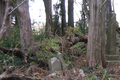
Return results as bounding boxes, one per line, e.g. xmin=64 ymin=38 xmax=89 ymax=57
xmin=48 ymin=57 xmax=62 ymax=72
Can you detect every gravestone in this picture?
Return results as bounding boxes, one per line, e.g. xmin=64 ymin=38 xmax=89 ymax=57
xmin=105 ymin=12 xmax=120 ymax=64
xmin=48 ymin=57 xmax=62 ymax=72
xmin=48 ymin=52 xmax=67 ymax=72
xmin=106 ymin=12 xmax=117 ymax=55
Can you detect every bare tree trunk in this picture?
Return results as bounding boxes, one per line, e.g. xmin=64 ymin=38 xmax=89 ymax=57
xmin=43 ymin=0 xmax=53 ymax=32
xmin=61 ymin=0 xmax=66 ymax=36
xmin=82 ymin=4 xmax=86 ymax=35
xmin=0 ymin=0 xmax=5 ymax=29
xmin=17 ymin=0 xmax=34 ymax=49
xmin=87 ymin=0 xmax=106 ymax=68
xmin=53 ymin=3 xmax=60 ymax=35
xmin=0 ymin=0 xmax=12 ymax=41
xmin=68 ymin=0 xmax=74 ymax=27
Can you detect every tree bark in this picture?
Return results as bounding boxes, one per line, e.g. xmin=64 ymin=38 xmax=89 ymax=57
xmin=53 ymin=4 xmax=60 ymax=36
xmin=61 ymin=0 xmax=66 ymax=36
xmin=43 ymin=0 xmax=53 ymax=32
xmin=87 ymin=0 xmax=106 ymax=68
xmin=0 ymin=0 xmax=11 ymax=41
xmin=81 ymin=4 xmax=86 ymax=35
xmin=17 ymin=0 xmax=34 ymax=49
xmin=0 ymin=0 xmax=5 ymax=29
xmin=68 ymin=0 xmax=74 ymax=27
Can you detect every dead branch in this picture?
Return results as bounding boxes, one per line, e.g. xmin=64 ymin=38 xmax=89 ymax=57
xmin=0 ymin=45 xmax=42 ymax=63
xmin=8 ymin=0 xmax=27 ymax=15
xmin=0 ymin=46 xmax=26 ymax=62
xmin=0 ymin=65 xmax=42 ymax=80
xmin=58 ymin=34 xmax=88 ymax=51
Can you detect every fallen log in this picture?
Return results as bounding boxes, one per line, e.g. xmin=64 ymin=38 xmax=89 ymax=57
xmin=51 ymin=34 xmax=88 ymax=52
xmin=60 ymin=34 xmax=87 ymax=51
xmin=0 ymin=46 xmax=25 ymax=59
xmin=0 ymin=45 xmax=43 ymax=63
xmin=0 ymin=46 xmax=27 ymax=63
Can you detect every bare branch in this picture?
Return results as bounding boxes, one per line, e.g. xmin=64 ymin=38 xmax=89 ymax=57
xmin=100 ymin=0 xmax=108 ymax=10
xmin=8 ymin=0 xmax=27 ymax=15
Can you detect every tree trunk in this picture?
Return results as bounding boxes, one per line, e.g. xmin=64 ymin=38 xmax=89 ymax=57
xmin=0 ymin=0 xmax=11 ymax=41
xmin=61 ymin=0 xmax=66 ymax=36
xmin=82 ymin=4 xmax=86 ymax=35
xmin=43 ymin=0 xmax=52 ymax=32
xmin=54 ymin=14 xmax=60 ymax=35
xmin=17 ymin=0 xmax=34 ymax=49
xmin=87 ymin=0 xmax=106 ymax=68
xmin=0 ymin=0 xmax=5 ymax=29
xmin=68 ymin=0 xmax=74 ymax=27
xmin=53 ymin=3 xmax=60 ymax=35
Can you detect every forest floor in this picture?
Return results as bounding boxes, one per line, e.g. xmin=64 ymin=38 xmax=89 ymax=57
xmin=26 ymin=58 xmax=120 ymax=80
xmin=1 ymin=33 xmax=120 ymax=80
xmin=1 ymin=54 xmax=120 ymax=80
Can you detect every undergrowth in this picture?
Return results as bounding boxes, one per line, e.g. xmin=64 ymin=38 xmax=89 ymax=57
xmin=0 ymin=25 xmax=22 ymax=66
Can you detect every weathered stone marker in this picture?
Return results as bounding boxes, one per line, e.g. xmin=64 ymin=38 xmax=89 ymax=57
xmin=105 ymin=12 xmax=120 ymax=64
xmin=106 ymin=12 xmax=117 ymax=55
xmin=48 ymin=52 xmax=67 ymax=72
xmin=48 ymin=57 xmax=62 ymax=72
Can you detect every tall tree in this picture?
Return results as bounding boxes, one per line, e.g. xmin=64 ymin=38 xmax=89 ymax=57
xmin=53 ymin=3 xmax=60 ymax=35
xmin=0 ymin=0 xmax=12 ymax=40
xmin=43 ymin=0 xmax=53 ymax=32
xmin=81 ymin=4 xmax=86 ymax=35
xmin=60 ymin=0 xmax=66 ymax=36
xmin=0 ymin=0 xmax=5 ymax=29
xmin=68 ymin=0 xmax=74 ymax=27
xmin=84 ymin=0 xmax=106 ymax=68
xmin=17 ymin=0 xmax=34 ymax=49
